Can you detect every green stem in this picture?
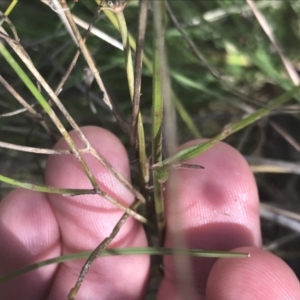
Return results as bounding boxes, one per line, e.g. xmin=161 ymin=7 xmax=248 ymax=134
xmin=156 ymin=85 xmax=300 ymax=172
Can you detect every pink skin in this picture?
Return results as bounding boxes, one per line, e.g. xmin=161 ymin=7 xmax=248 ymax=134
xmin=0 ymin=126 xmax=299 ymax=300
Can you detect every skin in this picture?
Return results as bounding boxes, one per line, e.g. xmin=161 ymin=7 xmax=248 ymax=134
xmin=0 ymin=126 xmax=299 ymax=300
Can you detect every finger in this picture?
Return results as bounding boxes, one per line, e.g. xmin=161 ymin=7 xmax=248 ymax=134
xmin=45 ymin=126 xmax=149 ymax=300
xmin=0 ymin=188 xmax=60 ymax=299
xmin=158 ymin=140 xmax=260 ymax=299
xmin=207 ymin=246 xmax=300 ymax=299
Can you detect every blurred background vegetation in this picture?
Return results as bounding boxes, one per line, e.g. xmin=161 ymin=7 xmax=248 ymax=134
xmin=1 ymin=0 xmax=300 ymax=282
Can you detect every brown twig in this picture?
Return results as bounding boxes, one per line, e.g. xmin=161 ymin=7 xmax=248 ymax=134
xmin=0 ymin=30 xmax=146 ymax=221
xmin=130 ymin=0 xmax=148 ymax=146
xmin=246 ymin=0 xmax=300 ymax=86
xmin=58 ymin=0 xmax=131 ymax=135
xmin=0 ymin=75 xmax=53 ymax=137
xmin=68 ymin=199 xmax=141 ymax=300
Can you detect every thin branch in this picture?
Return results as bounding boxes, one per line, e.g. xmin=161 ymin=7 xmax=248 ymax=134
xmin=166 ymin=1 xmax=219 ymax=79
xmin=103 ymin=0 xmax=149 ymax=186
xmin=68 ymin=199 xmax=141 ymax=300
xmin=0 ymin=141 xmax=88 ymax=155
xmin=166 ymin=1 xmax=258 ymax=114
xmin=0 ymin=107 xmax=29 ymax=117
xmin=58 ymin=0 xmax=130 ymax=136
xmin=131 ymin=0 xmax=148 ymax=146
xmin=246 ymin=0 xmax=300 ymax=86
xmin=260 ymin=203 xmax=300 ymax=232
xmin=0 ymin=11 xmax=19 ymax=40
xmin=264 ymin=232 xmax=300 ymax=251
xmin=0 ymin=173 xmax=95 ymax=196
xmin=0 ymin=32 xmax=145 ymax=220
xmin=1 ymin=15 xmax=145 ymax=204
xmin=0 ymin=75 xmax=53 ymax=136
xmin=246 ymin=156 xmax=300 ymax=175
xmin=0 ymin=76 xmax=39 ymax=117
xmin=52 ymin=2 xmax=144 ymax=202
xmin=41 ymin=0 xmax=123 ymax=49
xmin=154 ymin=4 xmax=193 ymax=299
xmin=269 ymin=120 xmax=300 ymax=153
xmin=154 ymin=86 xmax=300 ymax=170
xmin=58 ymin=1 xmax=116 ymax=110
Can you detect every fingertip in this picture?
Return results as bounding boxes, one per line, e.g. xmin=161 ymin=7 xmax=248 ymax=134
xmin=44 ymin=126 xmax=150 ymax=299
xmin=207 ymin=246 xmax=300 ymax=300
xmin=46 ymin=126 xmax=131 ymax=200
xmin=160 ymin=140 xmax=261 ymax=297
xmin=45 ymin=126 xmax=137 ymax=251
xmin=0 ymin=189 xmax=60 ymax=299
xmin=165 ymin=140 xmax=260 ymax=241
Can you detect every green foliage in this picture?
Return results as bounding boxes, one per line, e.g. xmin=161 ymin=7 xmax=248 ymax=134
xmin=1 ymin=0 xmax=300 ymax=297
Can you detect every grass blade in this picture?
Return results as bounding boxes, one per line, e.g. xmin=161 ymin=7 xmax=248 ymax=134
xmin=0 ymin=247 xmax=248 ymax=285
xmin=154 ymin=85 xmax=300 ymax=172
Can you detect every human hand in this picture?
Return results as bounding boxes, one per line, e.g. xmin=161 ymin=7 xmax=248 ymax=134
xmin=0 ymin=126 xmax=299 ymax=300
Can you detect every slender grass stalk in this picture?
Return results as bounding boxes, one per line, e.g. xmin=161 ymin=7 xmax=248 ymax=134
xmin=4 ymin=0 xmax=18 ymax=16
xmin=0 ymin=40 xmax=99 ymax=190
xmin=0 ymin=247 xmax=248 ymax=285
xmin=102 ymin=4 xmax=201 ymax=139
xmin=0 ymin=174 xmax=94 ymax=196
xmin=68 ymin=199 xmax=141 ymax=300
xmin=153 ymin=85 xmax=300 ymax=180
xmin=113 ymin=4 xmax=148 ymax=185
xmin=0 ymin=75 xmax=53 ymax=137
xmin=152 ymin=0 xmax=166 ymax=242
xmin=131 ymin=0 xmax=148 ymax=146
xmin=2 ymin=2 xmax=299 ymax=299
xmin=0 ymin=38 xmax=146 ymax=222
